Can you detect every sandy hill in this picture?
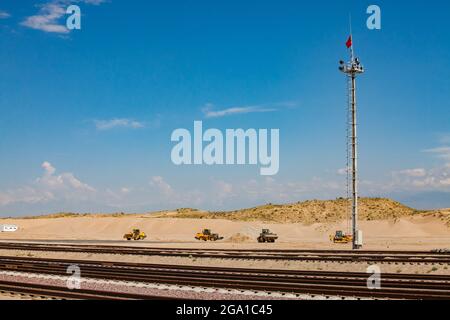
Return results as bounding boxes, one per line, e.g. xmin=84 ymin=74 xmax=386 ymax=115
xmin=9 ymin=198 xmax=450 ymax=226
xmin=154 ymin=198 xmax=450 ymax=226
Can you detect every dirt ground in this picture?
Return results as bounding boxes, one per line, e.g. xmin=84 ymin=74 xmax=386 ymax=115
xmin=0 ymin=215 xmax=449 ymax=251
xmin=0 ymin=215 xmax=448 ymax=284
xmin=0 ymin=211 xmax=448 ymax=300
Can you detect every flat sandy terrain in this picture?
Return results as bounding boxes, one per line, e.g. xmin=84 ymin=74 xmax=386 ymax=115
xmin=0 ymin=214 xmax=448 ymax=283
xmin=0 ymin=214 xmax=449 ymax=251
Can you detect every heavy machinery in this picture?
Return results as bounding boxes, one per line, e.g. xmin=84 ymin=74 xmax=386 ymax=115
xmin=123 ymin=228 xmax=147 ymax=241
xmin=195 ymin=229 xmax=223 ymax=241
xmin=330 ymin=230 xmax=352 ymax=244
xmin=257 ymin=229 xmax=278 ymax=243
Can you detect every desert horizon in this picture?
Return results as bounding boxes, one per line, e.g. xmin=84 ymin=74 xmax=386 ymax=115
xmin=4 ymin=197 xmax=449 ymax=221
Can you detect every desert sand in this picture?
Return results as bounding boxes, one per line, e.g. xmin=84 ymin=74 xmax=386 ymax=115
xmin=0 ymin=214 xmax=449 ymax=276
xmin=0 ymin=201 xmax=449 ymax=277
xmin=0 ymin=214 xmax=449 ymax=250
xmin=0 ymin=198 xmax=448 ymax=250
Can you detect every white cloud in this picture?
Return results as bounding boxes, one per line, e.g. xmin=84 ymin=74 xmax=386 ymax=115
xmin=120 ymin=187 xmax=131 ymax=194
xmin=236 ymin=176 xmax=344 ymax=203
xmin=0 ymin=11 xmax=11 ymax=19
xmin=129 ymin=175 xmax=346 ymax=210
xmin=389 ymin=165 xmax=450 ymax=192
xmin=36 ymin=162 xmax=95 ymax=193
xmin=273 ymin=101 xmax=299 ymax=108
xmin=378 ymin=143 xmax=450 ymax=192
xmin=423 ymin=147 xmax=450 ymax=160
xmin=337 ymin=167 xmax=349 ymax=175
xmin=147 ymin=176 xmax=206 ymax=207
xmin=94 ymin=118 xmax=145 ymax=130
xmin=20 ymin=0 xmax=106 ymax=34
xmin=202 ymin=103 xmax=276 ymax=118
xmin=150 ymin=176 xmax=174 ymax=197
xmin=82 ymin=0 xmax=106 ymax=5
xmin=0 ymin=186 xmax=54 ymax=206
xmin=0 ymin=162 xmax=95 ymax=206
xmin=438 ymin=133 xmax=450 ymax=145
xmin=394 ymin=168 xmax=427 ymax=177
xmin=21 ymin=3 xmax=69 ymax=34
xmin=215 ymin=180 xmax=233 ymax=195
xmin=209 ymin=179 xmax=235 ymax=205
xmin=42 ymin=161 xmax=56 ymax=175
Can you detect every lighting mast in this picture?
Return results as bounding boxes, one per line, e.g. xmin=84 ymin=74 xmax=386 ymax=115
xmin=339 ymin=35 xmax=364 ymax=250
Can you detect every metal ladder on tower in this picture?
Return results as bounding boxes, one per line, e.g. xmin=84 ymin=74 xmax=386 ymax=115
xmin=346 ymin=74 xmax=352 ymax=236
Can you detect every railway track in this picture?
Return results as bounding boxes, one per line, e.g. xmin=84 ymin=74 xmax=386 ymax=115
xmin=0 ymin=242 xmax=449 ymax=264
xmin=0 ymin=255 xmax=449 ymax=299
xmin=0 ymin=278 xmax=172 ymax=300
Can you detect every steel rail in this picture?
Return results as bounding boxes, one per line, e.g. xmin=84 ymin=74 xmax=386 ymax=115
xmin=0 ymin=242 xmax=449 ymax=263
xmin=0 ymin=279 xmax=173 ymax=300
xmin=0 ymin=256 xmax=449 ymax=300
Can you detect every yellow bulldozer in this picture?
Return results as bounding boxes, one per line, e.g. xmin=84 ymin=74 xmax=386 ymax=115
xmin=195 ymin=229 xmax=223 ymax=241
xmin=123 ymin=228 xmax=147 ymax=241
xmin=330 ymin=230 xmax=352 ymax=244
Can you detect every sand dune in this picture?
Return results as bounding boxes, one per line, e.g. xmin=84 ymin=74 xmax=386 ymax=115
xmin=151 ymin=198 xmax=450 ymax=226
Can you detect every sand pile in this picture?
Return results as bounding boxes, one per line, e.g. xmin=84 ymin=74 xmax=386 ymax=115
xmin=226 ymin=233 xmax=253 ymax=243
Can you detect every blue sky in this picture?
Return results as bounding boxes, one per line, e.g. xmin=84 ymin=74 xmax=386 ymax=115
xmin=0 ymin=0 xmax=449 ymax=216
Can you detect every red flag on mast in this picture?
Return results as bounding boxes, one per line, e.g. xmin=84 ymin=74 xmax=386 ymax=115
xmin=346 ymin=35 xmax=352 ymax=48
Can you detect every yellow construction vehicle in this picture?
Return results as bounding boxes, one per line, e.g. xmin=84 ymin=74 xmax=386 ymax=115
xmin=195 ymin=229 xmax=223 ymax=241
xmin=123 ymin=228 xmax=147 ymax=241
xmin=257 ymin=229 xmax=278 ymax=243
xmin=330 ymin=230 xmax=352 ymax=244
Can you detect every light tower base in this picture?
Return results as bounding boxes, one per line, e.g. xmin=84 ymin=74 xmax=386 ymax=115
xmin=354 ymin=230 xmax=363 ymax=249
